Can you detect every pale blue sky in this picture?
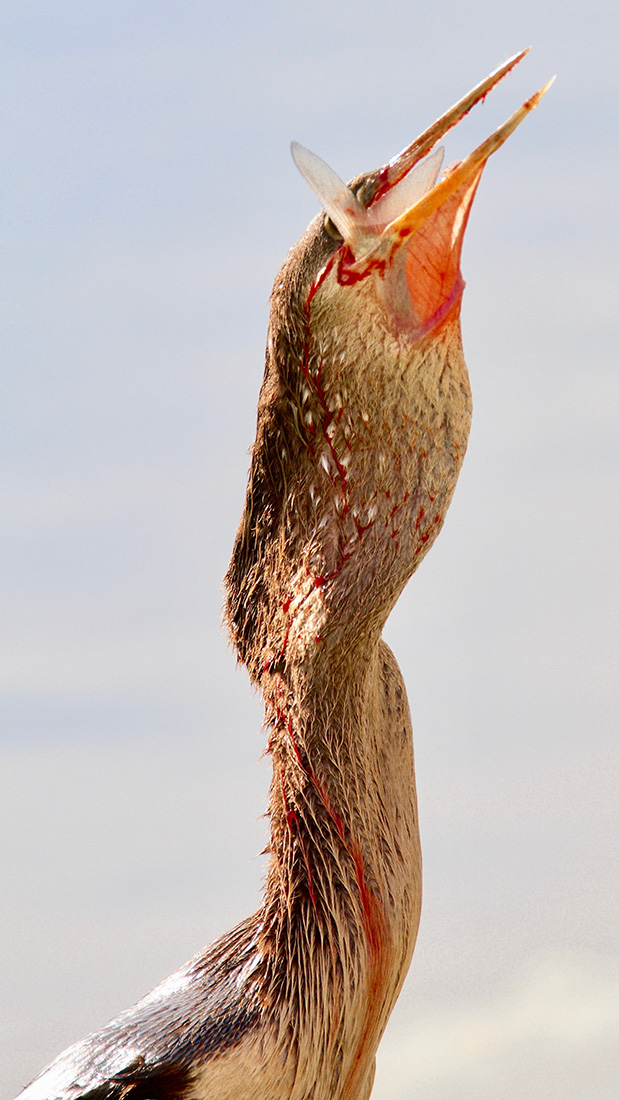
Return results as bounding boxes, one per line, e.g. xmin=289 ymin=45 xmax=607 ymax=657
xmin=1 ymin=2 xmax=618 ymax=1097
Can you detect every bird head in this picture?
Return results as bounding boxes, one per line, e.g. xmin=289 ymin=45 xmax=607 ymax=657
xmin=290 ymin=49 xmax=552 ymax=342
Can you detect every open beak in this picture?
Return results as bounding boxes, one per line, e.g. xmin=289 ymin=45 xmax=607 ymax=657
xmin=292 ymin=50 xmax=553 ymax=336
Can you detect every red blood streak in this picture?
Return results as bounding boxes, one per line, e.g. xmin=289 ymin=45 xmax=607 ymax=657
xmin=370 ymin=164 xmax=391 ymax=204
xmin=286 ymin=716 xmax=304 ymax=768
xmin=336 ymin=247 xmax=386 ymax=287
xmin=306 ymin=252 xmax=338 ymax=311
xmin=354 ymin=514 xmax=374 ymax=540
xmin=279 ymin=621 xmax=291 ymax=657
xmin=325 ymin=432 xmax=348 ymax=495
xmin=311 ymin=543 xmax=351 ymax=592
xmin=349 ymin=841 xmax=386 ymax=956
xmin=276 ymin=708 xmax=389 ymax=1081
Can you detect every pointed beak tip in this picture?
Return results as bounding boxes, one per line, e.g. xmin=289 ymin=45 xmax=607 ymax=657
xmin=290 ymin=52 xmax=553 ymax=269
xmin=540 ymin=74 xmax=557 ymax=96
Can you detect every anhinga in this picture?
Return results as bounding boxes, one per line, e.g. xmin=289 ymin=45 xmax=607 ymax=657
xmin=15 ymin=51 xmax=550 ymax=1100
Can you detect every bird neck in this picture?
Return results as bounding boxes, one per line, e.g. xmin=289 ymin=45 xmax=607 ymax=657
xmin=255 ymin=636 xmax=421 ymax=1096
xmin=225 ymin=249 xmax=471 ymax=1095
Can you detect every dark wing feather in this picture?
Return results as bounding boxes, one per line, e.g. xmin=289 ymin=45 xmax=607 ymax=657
xmin=17 ymin=919 xmax=262 ymax=1100
xmin=73 ymin=1060 xmax=193 ymax=1100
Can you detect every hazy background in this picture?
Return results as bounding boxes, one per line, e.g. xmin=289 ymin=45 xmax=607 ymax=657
xmin=1 ymin=2 xmax=617 ymax=1097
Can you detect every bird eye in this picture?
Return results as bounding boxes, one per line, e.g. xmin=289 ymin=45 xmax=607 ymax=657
xmin=352 ymin=178 xmax=375 ymax=207
xmin=323 ymin=214 xmax=343 ymax=242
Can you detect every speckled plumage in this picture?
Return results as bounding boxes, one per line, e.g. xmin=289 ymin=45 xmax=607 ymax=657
xmin=15 ymin=53 xmax=549 ymax=1100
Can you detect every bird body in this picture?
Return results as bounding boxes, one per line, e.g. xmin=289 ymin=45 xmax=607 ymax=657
xmin=15 ymin=52 xmax=550 ymax=1100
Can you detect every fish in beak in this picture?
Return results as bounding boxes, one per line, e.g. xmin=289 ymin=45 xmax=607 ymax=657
xmin=291 ymin=49 xmax=553 ymax=339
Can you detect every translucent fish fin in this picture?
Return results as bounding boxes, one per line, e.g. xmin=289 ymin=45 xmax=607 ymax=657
xmin=368 ymin=147 xmax=445 ymax=228
xmin=290 ymin=141 xmax=371 ymax=244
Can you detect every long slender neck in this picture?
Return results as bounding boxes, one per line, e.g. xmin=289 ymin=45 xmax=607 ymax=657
xmin=257 ymin=636 xmax=421 ymax=1099
xmin=224 ymin=234 xmax=471 ymax=1096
